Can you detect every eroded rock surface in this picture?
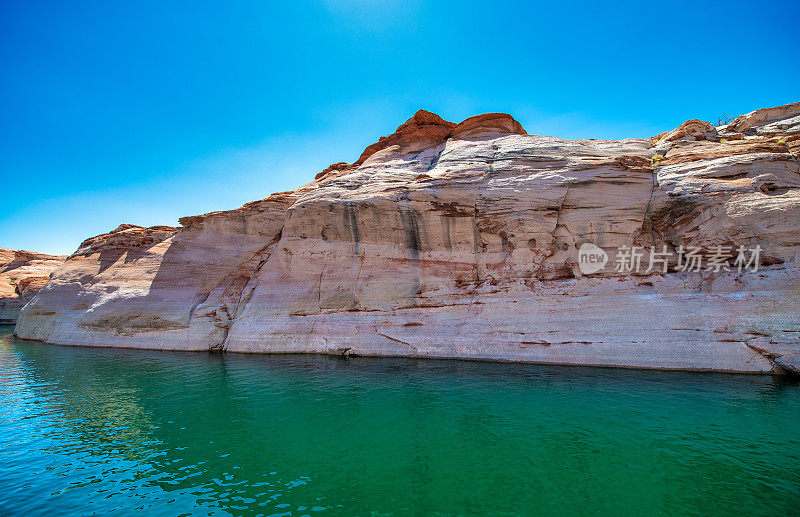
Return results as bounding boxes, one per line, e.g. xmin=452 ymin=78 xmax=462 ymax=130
xmin=1 ymin=249 xmax=66 ymax=323
xmin=15 ymin=103 xmax=800 ymax=373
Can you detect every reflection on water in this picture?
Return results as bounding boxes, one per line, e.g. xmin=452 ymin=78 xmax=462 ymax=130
xmin=1 ymin=325 xmax=799 ymax=516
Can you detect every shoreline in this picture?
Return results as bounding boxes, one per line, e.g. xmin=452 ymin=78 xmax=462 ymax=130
xmin=6 ymin=326 xmax=795 ymax=377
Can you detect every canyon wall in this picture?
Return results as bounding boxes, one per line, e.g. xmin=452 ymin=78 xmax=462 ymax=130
xmin=1 ymin=249 xmax=65 ymax=324
xmin=15 ymin=103 xmax=800 ymax=374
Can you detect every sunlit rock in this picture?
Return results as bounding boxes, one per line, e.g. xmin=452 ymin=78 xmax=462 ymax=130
xmin=15 ymin=103 xmax=800 ymax=373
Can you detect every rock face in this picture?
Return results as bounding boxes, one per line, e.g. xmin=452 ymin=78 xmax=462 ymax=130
xmin=15 ymin=102 xmax=800 ymax=374
xmin=0 ymin=249 xmax=65 ymax=324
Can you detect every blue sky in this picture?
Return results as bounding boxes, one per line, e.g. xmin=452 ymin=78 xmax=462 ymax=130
xmin=2 ymin=0 xmax=798 ymax=255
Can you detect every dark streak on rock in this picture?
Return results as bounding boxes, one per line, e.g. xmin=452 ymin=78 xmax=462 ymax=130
xmin=401 ymin=208 xmax=422 ymax=259
xmin=343 ymin=202 xmax=360 ymax=254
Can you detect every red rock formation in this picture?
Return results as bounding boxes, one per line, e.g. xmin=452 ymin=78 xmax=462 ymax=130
xmin=450 ymin=113 xmax=527 ymax=139
xmin=0 ymin=249 xmax=65 ymax=323
xmin=654 ymin=119 xmax=718 ymax=142
xmin=327 ymin=109 xmax=526 ymax=173
xmin=354 ymin=109 xmax=456 ymax=165
xmin=73 ymin=224 xmax=178 ymax=257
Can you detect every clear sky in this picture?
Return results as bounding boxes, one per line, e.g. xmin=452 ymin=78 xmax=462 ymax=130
xmin=2 ymin=0 xmax=798 ymax=255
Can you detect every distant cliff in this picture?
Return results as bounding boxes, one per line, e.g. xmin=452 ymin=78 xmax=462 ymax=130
xmin=0 ymin=249 xmax=65 ymax=324
xmin=14 ymin=102 xmax=800 ymax=374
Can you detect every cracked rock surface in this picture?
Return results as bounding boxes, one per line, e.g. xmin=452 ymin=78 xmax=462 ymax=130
xmin=14 ymin=102 xmax=800 ymax=373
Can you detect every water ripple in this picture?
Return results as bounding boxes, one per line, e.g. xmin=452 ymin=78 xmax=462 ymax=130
xmin=0 ymin=326 xmax=798 ymax=515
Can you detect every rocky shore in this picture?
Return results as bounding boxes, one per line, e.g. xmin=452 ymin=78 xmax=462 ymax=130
xmin=13 ymin=102 xmax=800 ymax=374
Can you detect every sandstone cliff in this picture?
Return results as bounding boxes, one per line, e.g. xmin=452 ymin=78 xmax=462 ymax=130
xmin=0 ymin=249 xmax=65 ymax=324
xmin=15 ymin=103 xmax=800 ymax=374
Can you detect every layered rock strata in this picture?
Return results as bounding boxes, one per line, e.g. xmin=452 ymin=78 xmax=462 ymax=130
xmin=1 ymin=249 xmax=65 ymax=323
xmin=15 ymin=103 xmax=800 ymax=374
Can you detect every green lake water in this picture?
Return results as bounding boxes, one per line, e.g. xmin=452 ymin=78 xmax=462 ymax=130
xmin=1 ymin=325 xmax=798 ymax=516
